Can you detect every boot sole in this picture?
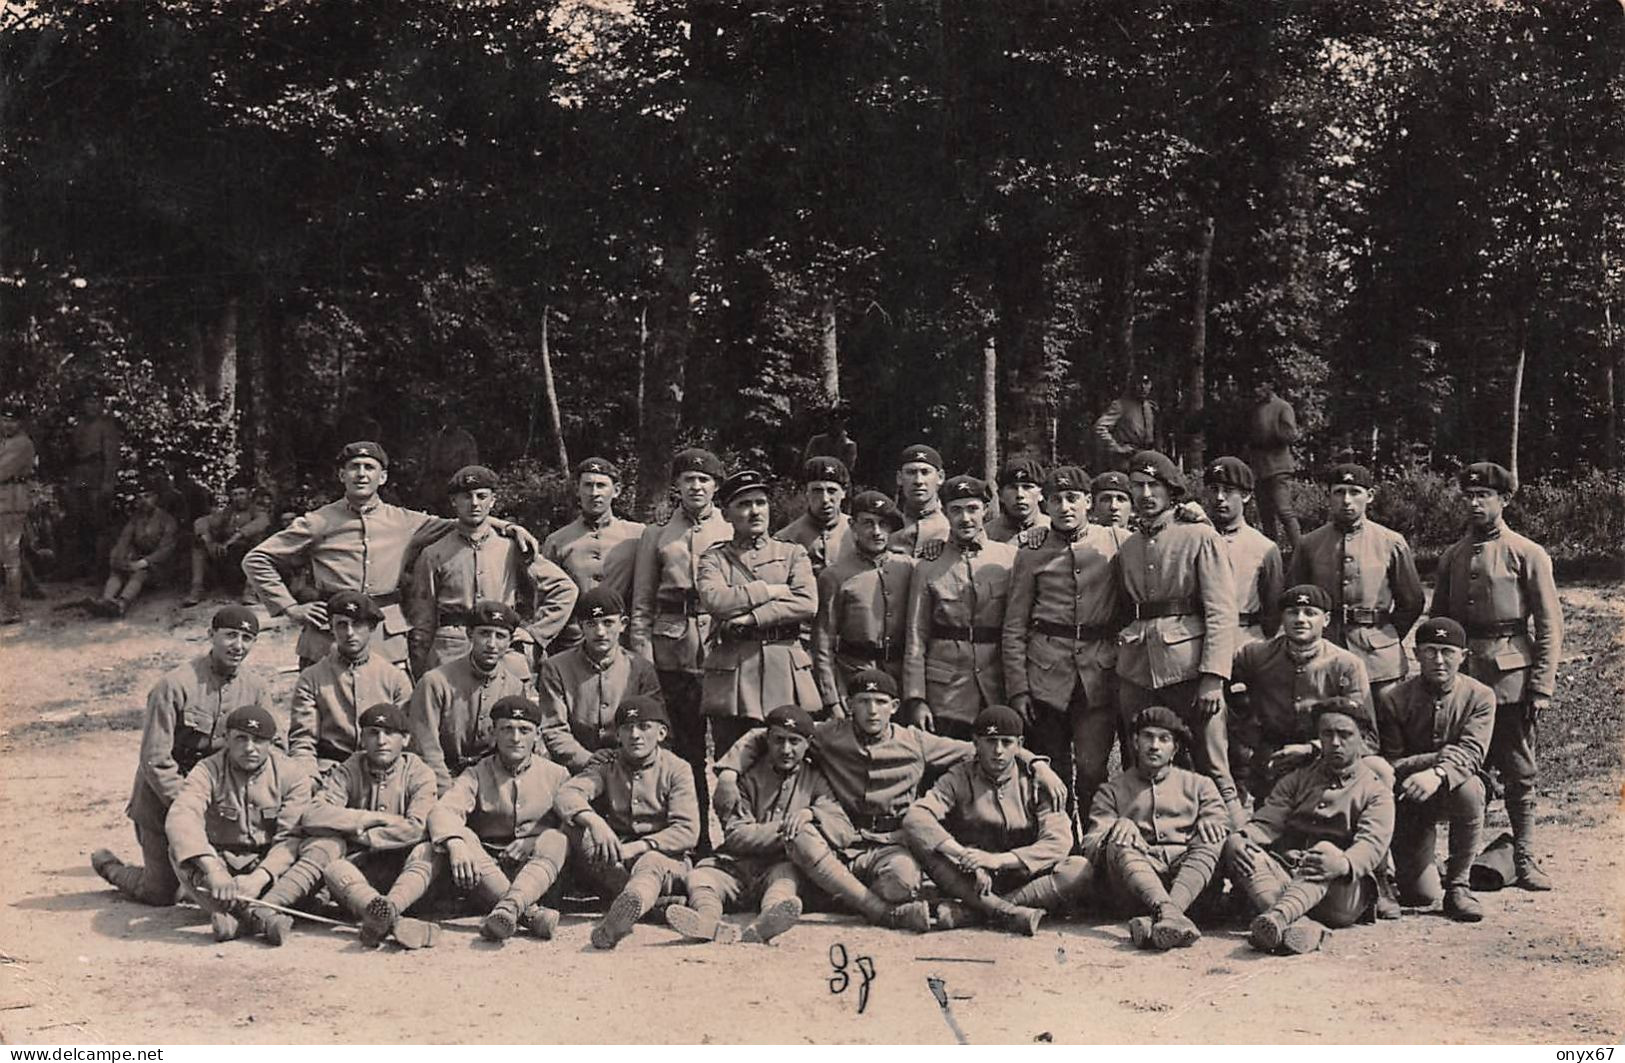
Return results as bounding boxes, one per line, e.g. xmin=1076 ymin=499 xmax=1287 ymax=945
xmin=263 ymin=915 xmax=293 ymax=947
xmin=1248 ymin=913 xmax=1286 ymax=952
xmin=392 ymin=917 xmax=440 ymax=949
xmin=481 ymin=907 xmax=519 ymax=942
xmin=1127 ymin=916 xmax=1155 ymax=949
xmin=1280 ymin=920 xmax=1327 ymax=954
xmin=211 ymin=913 xmax=241 ymax=942
xmin=664 ymin=904 xmax=719 ymax=941
xmin=522 ymin=906 xmax=560 ymax=941
xmin=361 ymin=897 xmax=398 ymax=947
xmin=744 ymin=898 xmax=801 ymax=944
xmin=592 ymin=892 xmax=645 ymax=950
xmin=1151 ymin=920 xmax=1200 ymax=950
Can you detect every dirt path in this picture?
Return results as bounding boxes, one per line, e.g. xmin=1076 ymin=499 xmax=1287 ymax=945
xmin=1 ymin=585 xmax=1621 ymax=1044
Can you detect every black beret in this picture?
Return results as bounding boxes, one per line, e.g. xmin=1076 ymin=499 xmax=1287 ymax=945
xmin=336 ymin=441 xmax=389 ymax=468
xmin=1203 ymin=456 xmax=1255 ymax=492
xmin=848 ymin=668 xmax=899 ymax=698
xmin=1091 ymin=471 xmax=1131 ymax=497
xmin=1325 ymin=463 xmax=1373 ymax=489
xmin=574 ymin=587 xmax=626 ymax=622
xmin=1414 ymin=617 xmax=1467 ymax=649
xmin=575 ymin=456 xmax=621 ymax=481
xmin=358 ymin=702 xmax=409 ymax=734
xmin=467 ymin=599 xmax=521 ymax=632
xmin=940 ymin=475 xmax=991 ymax=504
xmin=211 ymin=604 xmax=260 ymax=636
xmin=719 ymin=468 xmax=771 ymax=506
xmin=802 ymin=456 xmax=850 ymax=487
xmin=999 ymin=457 xmax=1045 ymax=487
xmin=1131 ymin=706 xmax=1190 ymax=743
xmin=490 ymin=696 xmax=542 ymax=725
xmin=1044 ymin=465 xmax=1092 ymax=495
xmin=898 ymin=443 xmax=944 ymax=470
xmin=1128 ymin=451 xmax=1186 ymax=494
xmin=225 ymin=705 xmax=278 ymax=739
xmin=850 ymin=490 xmax=905 ymax=531
xmin=765 ymin=704 xmax=817 ymax=739
xmin=671 ymin=447 xmax=725 ymax=481
xmin=973 ymin=705 xmax=1025 ymax=739
xmin=1459 ymin=462 xmax=1516 ymax=495
xmin=1311 ymin=695 xmax=1375 ymax=733
xmin=327 ymin=590 xmax=383 ymax=624
xmin=1278 ymin=584 xmax=1332 ymax=612
xmin=615 ymin=694 xmax=669 ymax=728
xmin=447 ymin=465 xmax=499 ymax=494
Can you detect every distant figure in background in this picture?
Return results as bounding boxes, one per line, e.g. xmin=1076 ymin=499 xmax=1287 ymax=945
xmin=803 ymin=401 xmax=858 ymax=477
xmin=0 ymin=403 xmax=37 ymax=624
xmin=417 ymin=415 xmax=479 ymax=509
xmin=64 ymin=394 xmax=122 ymax=579
xmin=185 ymin=476 xmax=271 ymax=606
xmin=95 ymin=477 xmax=179 ymax=617
xmin=1093 ymin=373 xmax=1158 ymax=473
xmin=1247 ymin=378 xmax=1302 ymax=553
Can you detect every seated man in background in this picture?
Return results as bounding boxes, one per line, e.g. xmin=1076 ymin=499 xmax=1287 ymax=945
xmin=1224 ymin=697 xmax=1396 ymax=955
xmin=184 ymin=476 xmax=270 ymax=606
xmin=421 ymin=696 xmax=573 ymax=942
xmin=902 ymin=706 xmax=1090 ymax=936
xmin=665 ymin=705 xmax=850 ymax=945
xmin=93 ymin=606 xmax=275 ymax=905
xmin=164 ymin=706 xmax=312 ymax=942
xmin=536 ymin=588 xmax=663 ymax=773
xmin=555 ymin=696 xmax=699 ymax=950
xmin=95 ymin=477 xmax=179 ymax=617
xmin=289 ymin=591 xmax=412 ymax=778
xmin=1081 ymin=707 xmax=1228 ymax=952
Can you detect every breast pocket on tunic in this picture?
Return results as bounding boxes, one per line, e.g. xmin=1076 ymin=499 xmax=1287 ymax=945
xmin=1489 ymin=634 xmax=1535 ymax=671
xmin=177 ymin=706 xmax=219 ymax=760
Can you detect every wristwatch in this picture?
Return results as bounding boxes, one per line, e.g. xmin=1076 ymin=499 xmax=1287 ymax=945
xmin=1432 ymin=765 xmax=1448 ymax=781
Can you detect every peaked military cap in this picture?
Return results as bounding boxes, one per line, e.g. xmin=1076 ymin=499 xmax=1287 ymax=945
xmin=999 ymin=457 xmax=1045 ymax=487
xmin=802 ymin=456 xmax=850 ymax=487
xmin=211 ymin=604 xmax=260 ymax=636
xmin=574 ymin=587 xmax=627 ymax=622
xmin=575 ymin=456 xmax=620 ymax=481
xmin=336 ymin=441 xmax=389 ymax=468
xmin=1091 ymin=471 xmax=1131 ymax=497
xmin=1311 ymin=695 xmax=1374 ymax=732
xmin=490 ymin=695 xmax=542 ymax=725
xmin=615 ymin=694 xmax=669 ymax=728
xmin=1460 ymin=461 xmax=1516 ymax=494
xmin=1131 ymin=706 xmax=1190 ymax=742
xmin=1278 ymin=584 xmax=1332 ymax=612
xmin=1128 ymin=451 xmax=1186 ymax=495
xmin=1414 ymin=616 xmax=1467 ymax=649
xmin=940 ymin=475 xmax=991 ymax=504
xmin=225 ymin=705 xmax=278 ymax=738
xmin=765 ymin=704 xmax=817 ymax=739
xmin=671 ymin=447 xmax=725 ymax=481
xmin=850 ymin=490 xmax=905 ymax=531
xmin=327 ymin=590 xmax=383 ymax=624
xmin=1203 ymin=456 xmax=1255 ymax=492
xmin=359 ymin=702 xmax=409 ymax=734
xmin=1325 ymin=463 xmax=1373 ymax=489
xmin=719 ymin=468 xmax=771 ymax=506
xmin=898 ymin=443 xmax=944 ymax=470
xmin=974 ymin=705 xmax=1025 ymax=739
xmin=467 ymin=600 xmax=521 ymax=632
xmin=1044 ymin=465 xmax=1091 ymax=495
xmin=848 ymin=667 xmax=899 ymax=698
xmin=447 ymin=464 xmax=499 ymax=494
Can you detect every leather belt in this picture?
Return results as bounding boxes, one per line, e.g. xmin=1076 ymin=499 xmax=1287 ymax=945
xmin=437 ymin=607 xmax=473 ymax=628
xmin=720 ymin=623 xmax=802 ymax=643
xmin=1468 ymin=619 xmax=1528 ymax=638
xmin=1132 ymin=598 xmax=1197 ymax=621
xmin=839 ymin=638 xmax=902 ymax=662
xmin=1339 ymin=605 xmax=1391 ymax=626
xmin=930 ymin=624 xmax=1001 ymax=643
xmin=1238 ymin=611 xmax=1261 ymax=626
xmin=656 ymin=590 xmax=701 ymax=616
xmin=1033 ymin=619 xmax=1116 ymax=642
xmin=851 ymin=812 xmax=902 ymax=833
xmin=316 ymin=739 xmax=353 ymax=763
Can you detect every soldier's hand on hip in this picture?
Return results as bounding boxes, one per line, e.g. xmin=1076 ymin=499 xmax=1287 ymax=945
xmin=286 ymin=601 xmax=329 ymax=630
xmin=903 ymin=699 xmax=934 ymax=732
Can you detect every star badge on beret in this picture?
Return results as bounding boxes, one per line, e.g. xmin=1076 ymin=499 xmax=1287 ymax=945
xmin=624 ymin=707 xmax=642 ymax=722
xmin=981 ymin=723 xmax=999 ymax=736
xmin=241 ymin=718 xmax=265 ymax=735
xmin=1138 ymin=463 xmax=1157 ymax=477
xmin=586 ymin=460 xmax=606 ymax=473
xmin=336 ymin=601 xmax=358 ymax=616
xmin=1293 ymin=593 xmax=1311 ymax=606
xmin=1340 ymin=470 xmax=1356 ymax=483
xmin=907 ymin=450 xmax=927 ymax=463
xmin=862 ymin=679 xmax=880 ymax=692
xmin=1054 ymin=476 xmax=1070 ymax=488
xmin=1468 ymin=470 xmax=1482 ymax=483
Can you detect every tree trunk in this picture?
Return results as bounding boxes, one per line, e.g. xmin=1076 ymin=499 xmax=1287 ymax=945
xmin=819 ymin=296 xmax=840 ymax=404
xmin=1113 ymin=223 xmax=1139 ymax=383
xmin=204 ymin=296 xmax=239 ymax=412
xmin=1605 ymin=278 xmax=1620 ymax=471
xmin=636 ymin=304 xmax=648 ymax=437
xmin=982 ymin=334 xmax=998 ymax=485
xmin=1510 ymin=316 xmax=1528 ymax=482
xmin=1182 ymin=217 xmax=1214 ymax=471
xmin=539 ymin=307 xmax=569 ymax=472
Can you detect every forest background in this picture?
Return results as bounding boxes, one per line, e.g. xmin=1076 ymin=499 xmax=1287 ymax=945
xmin=2 ymin=0 xmax=1622 ymax=559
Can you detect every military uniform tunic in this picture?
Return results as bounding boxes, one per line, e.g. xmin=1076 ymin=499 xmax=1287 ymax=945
xmin=904 ymin=759 xmax=1072 ymax=875
xmin=984 ymin=510 xmax=1050 ymax=545
xmin=166 ymin=748 xmax=311 ymax=876
xmin=1217 ymin=523 xmax=1283 ymax=644
xmin=628 ymin=505 xmax=733 ymax=674
xmin=1288 ymin=518 xmax=1424 ymax=685
xmin=542 ymin=513 xmax=645 ymax=603
xmin=1115 ymin=511 xmax=1237 ymax=691
xmin=695 ymin=534 xmax=820 ymax=720
xmin=535 ymin=645 xmax=664 ymax=771
xmin=812 ymin=548 xmax=915 ymax=706
xmin=554 ymin=748 xmax=700 ymax=854
xmin=1002 ymin=523 xmax=1121 ymax=710
xmin=904 ymin=536 xmax=1017 ymax=728
xmin=1376 ymin=674 xmax=1496 ymax=786
xmin=774 ymin=512 xmax=852 ymax=575
xmin=289 ymin=648 xmax=413 ymax=775
xmin=301 ymin=751 xmax=438 ymax=850
xmin=406 ymin=654 xmax=534 ymax=793
xmin=1230 ymin=637 xmax=1373 ymax=752
xmin=887 ymin=501 xmax=950 ymax=559
xmin=1080 ymin=765 xmax=1226 ymax=865
xmin=1239 ymin=759 xmax=1395 ymax=882
xmin=428 ymin=753 xmax=571 ymax=848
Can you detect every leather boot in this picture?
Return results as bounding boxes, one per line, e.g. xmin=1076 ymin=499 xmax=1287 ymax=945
xmin=1 ymin=564 xmax=22 ymax=622
xmin=1002 ymin=856 xmax=1092 ymax=913
xmin=788 ymin=832 xmax=893 ymax=924
xmin=1507 ymin=789 xmax=1552 ymax=891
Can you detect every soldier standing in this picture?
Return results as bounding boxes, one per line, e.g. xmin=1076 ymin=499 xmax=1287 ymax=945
xmin=1246 ymin=377 xmax=1302 ymax=553
xmin=902 ymin=475 xmax=1017 ymax=740
xmin=811 ymin=490 xmax=914 ymax=711
xmin=1430 ymin=461 xmax=1562 ymax=891
xmin=887 ymin=444 xmax=950 ymax=559
xmin=1288 ymin=464 xmax=1425 ymax=702
xmin=63 ymin=394 xmax=121 ymax=579
xmin=1091 ymin=471 xmax=1135 ymax=532
xmin=773 ymin=456 xmax=851 ymax=575
xmin=541 ymin=457 xmax=645 ymax=654
xmin=536 ymin=587 xmax=663 ymax=772
xmin=1202 ymin=456 xmax=1283 ymax=646
xmin=1093 ymin=373 xmax=1158 ymax=473
xmin=0 ymin=404 xmax=36 ymax=623
xmin=984 ymin=457 xmax=1050 ymax=544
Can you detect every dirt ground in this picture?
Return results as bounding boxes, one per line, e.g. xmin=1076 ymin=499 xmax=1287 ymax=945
xmin=1 ymin=581 xmax=1621 ymax=1045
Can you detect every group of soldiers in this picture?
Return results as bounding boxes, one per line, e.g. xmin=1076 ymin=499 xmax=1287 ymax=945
xmin=86 ymin=423 xmax=1563 ymax=956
